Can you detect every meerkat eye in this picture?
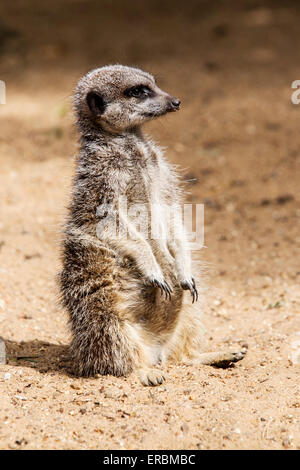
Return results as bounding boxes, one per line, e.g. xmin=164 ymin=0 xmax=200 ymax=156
xmin=124 ymin=85 xmax=153 ymax=99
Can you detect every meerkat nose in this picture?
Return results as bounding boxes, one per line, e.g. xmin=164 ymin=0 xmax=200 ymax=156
xmin=172 ymin=98 xmax=181 ymax=108
xmin=167 ymin=97 xmax=181 ymax=111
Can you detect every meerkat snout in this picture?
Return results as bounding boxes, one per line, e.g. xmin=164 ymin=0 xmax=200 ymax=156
xmin=166 ymin=96 xmax=181 ymax=112
xmin=74 ymin=65 xmax=180 ymax=133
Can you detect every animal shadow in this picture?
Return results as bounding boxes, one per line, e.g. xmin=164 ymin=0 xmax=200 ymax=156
xmin=4 ymin=338 xmax=73 ymax=376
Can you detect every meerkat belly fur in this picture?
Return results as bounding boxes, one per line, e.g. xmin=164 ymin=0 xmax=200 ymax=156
xmin=59 ymin=65 xmax=246 ymax=386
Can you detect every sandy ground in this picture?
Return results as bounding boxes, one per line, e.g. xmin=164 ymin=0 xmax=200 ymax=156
xmin=0 ymin=0 xmax=299 ymax=450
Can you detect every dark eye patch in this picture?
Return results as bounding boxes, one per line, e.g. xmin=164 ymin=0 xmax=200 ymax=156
xmin=124 ymin=85 xmax=154 ymax=99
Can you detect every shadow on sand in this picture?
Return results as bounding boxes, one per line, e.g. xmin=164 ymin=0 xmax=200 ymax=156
xmin=4 ymin=338 xmax=73 ymax=376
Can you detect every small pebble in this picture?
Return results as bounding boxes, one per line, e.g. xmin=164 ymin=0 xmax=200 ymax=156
xmin=232 ymin=427 xmax=241 ymax=434
xmin=180 ymin=423 xmax=189 ymax=434
xmin=14 ymin=395 xmax=27 ymax=401
xmin=282 ymin=438 xmax=291 ymax=448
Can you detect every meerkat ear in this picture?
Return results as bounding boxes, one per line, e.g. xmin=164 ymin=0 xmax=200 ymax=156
xmin=86 ymin=91 xmax=106 ymax=116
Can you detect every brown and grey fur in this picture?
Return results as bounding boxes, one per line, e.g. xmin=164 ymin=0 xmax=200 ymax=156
xmin=59 ymin=65 xmax=246 ymax=386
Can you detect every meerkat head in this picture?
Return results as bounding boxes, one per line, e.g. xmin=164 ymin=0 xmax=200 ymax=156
xmin=74 ymin=65 xmax=180 ymax=134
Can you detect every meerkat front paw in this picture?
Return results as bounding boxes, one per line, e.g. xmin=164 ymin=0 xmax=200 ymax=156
xmin=138 ymin=368 xmax=166 ymax=386
xmin=180 ymin=277 xmax=198 ymax=303
xmin=145 ymin=274 xmax=172 ymax=300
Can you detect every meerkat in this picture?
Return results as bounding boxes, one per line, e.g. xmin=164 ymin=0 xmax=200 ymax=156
xmin=59 ymin=65 xmax=246 ymax=386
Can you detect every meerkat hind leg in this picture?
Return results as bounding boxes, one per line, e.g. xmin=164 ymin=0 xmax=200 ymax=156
xmin=191 ymin=349 xmax=247 ymax=368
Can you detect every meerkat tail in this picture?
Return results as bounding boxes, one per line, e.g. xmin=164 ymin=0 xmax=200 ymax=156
xmin=70 ymin=310 xmax=166 ymax=385
xmin=69 ymin=312 xmax=133 ymax=377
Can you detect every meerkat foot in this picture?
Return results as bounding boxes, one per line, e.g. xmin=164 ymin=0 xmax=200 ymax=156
xmin=138 ymin=368 xmax=166 ymax=386
xmin=193 ymin=349 xmax=247 ymax=368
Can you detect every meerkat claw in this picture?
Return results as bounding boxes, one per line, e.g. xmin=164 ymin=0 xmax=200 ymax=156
xmin=181 ymin=278 xmax=198 ymax=303
xmin=153 ymin=279 xmax=172 ymax=300
xmin=192 ymin=278 xmax=198 ymax=303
